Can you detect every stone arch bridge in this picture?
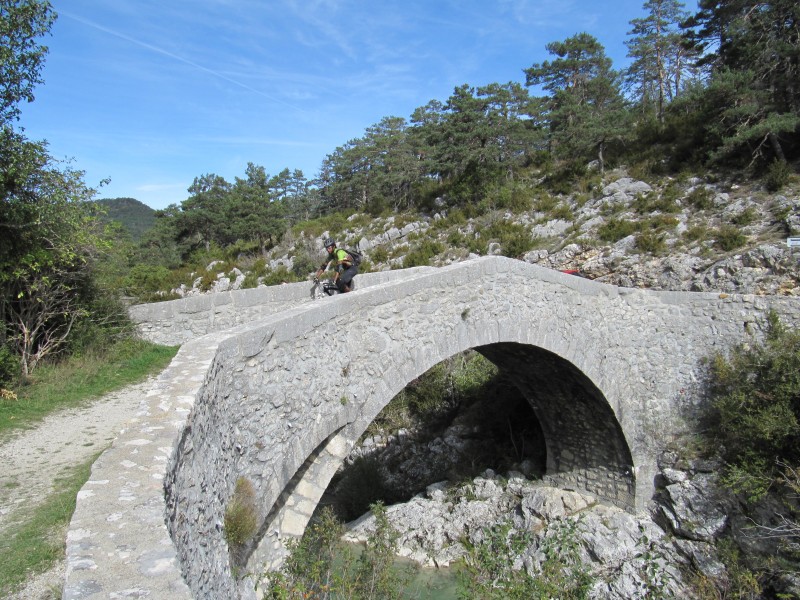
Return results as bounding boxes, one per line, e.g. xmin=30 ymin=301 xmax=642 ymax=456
xmin=63 ymin=257 xmax=800 ymax=599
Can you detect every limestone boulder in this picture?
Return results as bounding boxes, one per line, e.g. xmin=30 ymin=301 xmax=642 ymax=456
xmin=658 ymin=473 xmax=728 ymax=543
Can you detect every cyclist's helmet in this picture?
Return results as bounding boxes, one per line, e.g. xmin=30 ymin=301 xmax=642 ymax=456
xmin=323 ymin=238 xmax=335 ymax=248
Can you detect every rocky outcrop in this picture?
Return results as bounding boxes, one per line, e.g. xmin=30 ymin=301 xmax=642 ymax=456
xmin=343 ymin=470 xmax=715 ymax=599
xmin=335 ymin=401 xmax=768 ymax=598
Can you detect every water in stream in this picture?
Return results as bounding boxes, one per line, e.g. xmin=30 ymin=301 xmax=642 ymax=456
xmin=398 ymin=558 xmax=460 ymax=600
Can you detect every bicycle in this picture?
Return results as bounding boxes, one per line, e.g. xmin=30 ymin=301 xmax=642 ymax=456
xmin=311 ymin=276 xmax=355 ymax=299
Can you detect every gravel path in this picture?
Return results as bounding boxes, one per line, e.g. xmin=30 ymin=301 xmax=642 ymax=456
xmin=0 ymin=377 xmax=157 ymax=599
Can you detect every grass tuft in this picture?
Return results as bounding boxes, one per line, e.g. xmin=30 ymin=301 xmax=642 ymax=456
xmin=224 ymin=477 xmax=259 ymax=547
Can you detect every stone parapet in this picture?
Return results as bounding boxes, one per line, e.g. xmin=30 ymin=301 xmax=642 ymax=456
xmin=129 ymin=267 xmax=435 ymax=346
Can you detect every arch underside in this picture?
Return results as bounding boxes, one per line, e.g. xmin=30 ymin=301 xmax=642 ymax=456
xmin=477 ymin=342 xmax=635 ymax=509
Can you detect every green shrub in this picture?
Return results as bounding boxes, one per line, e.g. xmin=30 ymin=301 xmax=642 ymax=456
xmin=731 ymin=206 xmax=757 ymax=226
xmin=350 ymin=503 xmax=410 ymax=599
xmin=350 ymin=212 xmax=375 ymax=229
xmin=290 ymin=249 xmax=320 ymax=278
xmin=685 ymin=186 xmax=715 ymax=210
xmin=260 ymin=265 xmax=299 ymax=286
xmin=644 ymin=214 xmax=679 ymax=231
xmin=771 ymin=202 xmax=791 ymax=226
xmin=431 ymin=216 xmax=450 ymax=231
xmin=405 ymin=352 xmax=497 ymax=425
xmin=597 ymin=218 xmax=638 ymax=242
xmin=369 ymin=351 xmax=497 ymax=439
xmin=459 ymin=517 xmax=593 ymax=599
xmin=689 ymin=540 xmax=761 ymax=600
xmin=502 ymin=230 xmax=536 ymax=258
xmin=466 ymin=233 xmax=484 ymax=255
xmin=290 ymin=211 xmax=352 ymax=239
xmin=714 ymin=224 xmax=746 ymax=251
xmin=240 ymin=258 xmax=269 ymax=289
xmin=635 ymin=231 xmax=667 ymax=254
xmin=240 ymin=273 xmax=259 ymax=289
xmin=534 ymin=193 xmax=559 ymax=213
xmin=444 ymin=208 xmax=467 ymax=226
xmin=412 ymin=178 xmax=444 ymax=211
xmin=485 ymin=220 xmax=535 ymax=258
xmin=250 ymin=257 xmax=268 ymax=278
xmin=197 ymin=270 xmax=218 ymax=291
xmin=365 ymin=195 xmax=389 ymax=216
xmin=632 ymin=191 xmax=680 ymax=214
xmin=447 ymin=231 xmax=468 ymax=248
xmin=573 ymin=192 xmax=591 ymax=208
xmin=370 ymin=245 xmax=389 ymax=263
xmin=65 ymin=292 xmax=133 ymax=357
xmin=683 ymin=225 xmax=709 ymax=243
xmin=600 ymin=200 xmax=624 ymax=217
xmin=223 ymin=238 xmax=261 ymax=260
xmin=266 ymin=504 xmax=411 ymax=600
xmin=462 ymin=201 xmax=489 ymax=219
xmin=575 ymin=171 xmax=602 ymax=195
xmin=706 ymin=314 xmax=800 ymax=501
xmin=123 ymin=264 xmax=174 ymax=299
xmin=224 ymin=477 xmax=258 ymax=547
xmin=185 ymin=245 xmax=230 ymax=272
xmin=398 ymin=362 xmax=456 ymax=423
xmin=764 ymin=159 xmax=791 ymax=192
xmin=628 ymin=158 xmax=662 ymax=180
xmin=490 ymin=184 xmax=533 ymax=213
xmin=543 ymin=162 xmax=588 ymax=195
xmin=660 ymin=180 xmax=683 ymax=204
xmin=266 ymin=507 xmax=343 ymax=597
xmin=403 ymin=240 xmax=443 ymax=268
xmin=550 ymin=203 xmax=574 ymax=221
xmin=0 ymin=346 xmax=19 ymax=386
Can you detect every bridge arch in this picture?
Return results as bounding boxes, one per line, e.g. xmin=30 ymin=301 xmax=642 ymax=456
xmin=245 ymin=338 xmax=636 ymax=573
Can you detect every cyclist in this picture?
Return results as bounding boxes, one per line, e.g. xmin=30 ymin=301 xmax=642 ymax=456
xmin=314 ymin=238 xmax=357 ymax=293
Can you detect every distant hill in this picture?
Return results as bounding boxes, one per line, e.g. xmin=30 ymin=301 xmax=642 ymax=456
xmin=95 ymin=197 xmax=156 ymax=241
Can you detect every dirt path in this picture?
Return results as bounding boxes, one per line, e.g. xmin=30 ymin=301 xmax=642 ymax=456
xmin=0 ymin=377 xmax=157 ymax=599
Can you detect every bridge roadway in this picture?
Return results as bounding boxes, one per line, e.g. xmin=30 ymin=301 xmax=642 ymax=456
xmin=63 ymin=257 xmax=800 ymax=599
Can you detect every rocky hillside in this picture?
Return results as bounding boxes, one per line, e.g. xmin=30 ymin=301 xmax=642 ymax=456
xmin=180 ymin=170 xmax=800 ymax=299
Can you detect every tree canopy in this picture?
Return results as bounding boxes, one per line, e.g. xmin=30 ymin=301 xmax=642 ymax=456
xmin=0 ymin=0 xmax=55 ymax=124
xmin=0 ymin=1 xmax=122 ymax=379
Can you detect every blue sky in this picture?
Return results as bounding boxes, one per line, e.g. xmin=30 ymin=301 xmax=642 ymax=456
xmin=20 ymin=0 xmax=698 ymax=210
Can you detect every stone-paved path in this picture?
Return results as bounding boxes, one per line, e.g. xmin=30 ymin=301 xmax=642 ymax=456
xmin=0 ymin=378 xmax=156 ymax=599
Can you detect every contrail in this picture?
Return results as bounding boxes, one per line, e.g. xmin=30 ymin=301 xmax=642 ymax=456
xmin=60 ymin=11 xmax=305 ymax=113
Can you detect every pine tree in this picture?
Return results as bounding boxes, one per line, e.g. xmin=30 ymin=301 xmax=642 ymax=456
xmin=525 ymin=33 xmax=628 ymax=171
xmin=683 ymin=1 xmax=800 ymax=165
xmin=624 ymin=0 xmax=700 ymax=122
